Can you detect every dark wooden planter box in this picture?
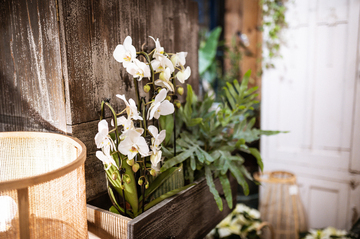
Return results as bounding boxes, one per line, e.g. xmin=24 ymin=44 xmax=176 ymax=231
xmin=87 ymin=175 xmax=237 ymax=239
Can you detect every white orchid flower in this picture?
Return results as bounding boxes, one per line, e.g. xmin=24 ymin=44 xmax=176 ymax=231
xmin=154 ymin=67 xmax=174 ymax=92
xmin=94 ymin=120 xmax=115 ymax=150
xmin=113 ymin=36 xmax=137 ymax=68
xmin=171 ymin=52 xmax=187 ymax=67
xmin=176 ymin=66 xmax=191 ymax=83
xmin=149 ymin=36 xmax=164 ymax=57
xmin=126 ymin=59 xmax=151 ymax=81
xmin=111 ymin=116 xmax=143 ymax=139
xmin=147 ymin=89 xmax=174 ymax=120
xmin=150 ymin=150 xmax=162 ymax=172
xmin=118 ymin=129 xmax=149 ymax=159
xmin=151 ymin=54 xmax=174 ymax=73
xmin=116 ymin=94 xmax=143 ymax=120
xmin=96 ymin=148 xmax=118 ymax=170
xmin=148 ymin=125 xmax=166 ymax=152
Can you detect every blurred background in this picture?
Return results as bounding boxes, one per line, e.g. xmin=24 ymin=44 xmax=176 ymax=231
xmin=194 ymin=0 xmax=360 ymax=231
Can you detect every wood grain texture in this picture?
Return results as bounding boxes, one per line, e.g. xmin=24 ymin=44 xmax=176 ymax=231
xmin=128 ymin=175 xmax=237 ymax=239
xmin=59 ymin=0 xmax=199 ymax=125
xmin=0 ymin=0 xmax=67 ymax=133
xmin=87 ymin=175 xmax=237 ymax=239
xmin=1 ymin=0 xmax=199 ymax=200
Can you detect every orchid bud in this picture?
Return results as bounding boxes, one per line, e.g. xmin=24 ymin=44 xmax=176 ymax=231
xmin=127 ymin=159 xmax=134 ymax=166
xmin=138 ymin=178 xmax=144 ymax=186
xmin=112 ymin=173 xmax=117 ymax=181
xmin=145 ymin=181 xmax=149 ymax=189
xmin=132 ymin=163 xmax=140 ymax=173
xmin=174 ymin=100 xmax=181 ymax=108
xmin=144 ymin=84 xmax=151 ymax=93
xmin=166 ymin=95 xmax=171 ymax=101
xmin=177 ymin=87 xmax=184 ymax=95
xmin=120 ymin=184 xmax=125 ymax=190
xmin=150 ymin=169 xmax=157 ymax=176
xmin=125 ymin=177 xmax=131 ymax=184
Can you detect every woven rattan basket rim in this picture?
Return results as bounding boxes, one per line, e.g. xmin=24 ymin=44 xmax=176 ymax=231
xmin=0 ymin=131 xmax=86 ymax=191
xmin=254 ymin=171 xmax=296 ymax=184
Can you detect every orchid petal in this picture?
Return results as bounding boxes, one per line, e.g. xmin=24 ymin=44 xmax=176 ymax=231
xmin=148 ymin=125 xmax=159 ymax=137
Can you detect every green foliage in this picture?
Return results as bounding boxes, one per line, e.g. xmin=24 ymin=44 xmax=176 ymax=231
xmin=261 ymin=0 xmax=288 ymax=69
xmin=161 ymin=70 xmax=280 ymax=211
xmin=199 ymin=26 xmax=222 ymax=76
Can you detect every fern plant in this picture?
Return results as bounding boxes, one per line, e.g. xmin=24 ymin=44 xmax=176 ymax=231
xmin=159 ymin=70 xmax=281 ymax=211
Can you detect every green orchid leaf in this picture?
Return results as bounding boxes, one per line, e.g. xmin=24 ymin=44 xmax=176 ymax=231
xmin=160 ymin=146 xmax=197 ymax=172
xmin=249 ymin=147 xmax=263 ymax=171
xmin=107 ymin=186 xmax=125 ymax=215
xmin=205 ymin=166 xmax=223 ymax=211
xmin=159 ymin=114 xmax=174 ymax=146
xmin=219 ymin=174 xmax=233 ymax=209
xmin=120 ymin=157 xmax=139 ymax=215
xmin=143 ymin=183 xmax=196 ymax=212
xmin=109 ymin=206 xmax=120 ymax=214
xmin=140 ymin=165 xmax=182 ymax=202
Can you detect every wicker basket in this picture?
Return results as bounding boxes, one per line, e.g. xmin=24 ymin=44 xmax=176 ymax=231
xmin=0 ymin=132 xmax=87 ymax=239
xmin=254 ymin=171 xmax=307 ymax=239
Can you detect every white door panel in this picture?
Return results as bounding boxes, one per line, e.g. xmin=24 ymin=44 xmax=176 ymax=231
xmin=261 ymin=0 xmax=360 ymax=229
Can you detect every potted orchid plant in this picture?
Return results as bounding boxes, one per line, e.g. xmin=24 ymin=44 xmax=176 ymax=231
xmin=94 ymin=35 xmax=192 ymax=218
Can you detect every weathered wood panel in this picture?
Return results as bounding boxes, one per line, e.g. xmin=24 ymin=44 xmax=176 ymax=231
xmin=128 ymin=174 xmax=236 ymax=239
xmin=0 ymin=0 xmax=67 ymax=133
xmin=0 ymin=0 xmax=199 ymax=200
xmin=59 ymin=0 xmax=199 ymax=125
xmin=87 ymin=174 xmax=237 ymax=239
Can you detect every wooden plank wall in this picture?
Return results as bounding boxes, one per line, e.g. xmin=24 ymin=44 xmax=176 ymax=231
xmin=0 ymin=0 xmax=199 ymax=200
xmin=224 ymin=0 xmax=262 ymax=94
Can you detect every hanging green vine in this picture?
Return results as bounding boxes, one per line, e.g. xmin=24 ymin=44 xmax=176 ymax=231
xmin=261 ymin=0 xmax=288 ymax=69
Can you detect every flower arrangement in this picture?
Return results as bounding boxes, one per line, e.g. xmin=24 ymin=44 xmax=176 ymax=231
xmin=207 ymin=204 xmax=263 ymax=239
xmin=94 ymin=35 xmax=192 ymax=218
xmin=302 ymin=227 xmax=357 ymax=239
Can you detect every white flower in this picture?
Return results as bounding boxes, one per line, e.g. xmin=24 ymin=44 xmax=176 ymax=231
xmin=171 ymin=52 xmax=187 ymax=67
xmin=151 ymin=54 xmax=175 ymax=73
xmin=249 ymin=208 xmax=260 ymax=219
xmin=126 ymin=59 xmax=151 ymax=81
xmin=96 ymin=149 xmax=118 ymax=170
xmin=155 ymin=67 xmax=174 ymax=92
xmin=176 ymin=66 xmax=191 ymax=83
xmin=147 ymin=89 xmax=174 ymax=120
xmin=150 ymin=150 xmax=162 ymax=172
xmin=112 ymin=116 xmax=143 ymax=139
xmin=118 ymin=129 xmax=149 ymax=159
xmin=116 ymin=94 xmax=143 ymax=120
xmin=94 ymin=120 xmax=118 ymax=170
xmin=95 ymin=120 xmax=115 ymax=149
xmin=148 ymin=125 xmax=166 ymax=151
xmin=234 ymin=204 xmax=250 ymax=214
xmin=149 ymin=36 xmax=164 ymax=57
xmin=217 ymin=215 xmax=241 ymax=238
xmin=113 ymin=36 xmax=137 ymax=68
